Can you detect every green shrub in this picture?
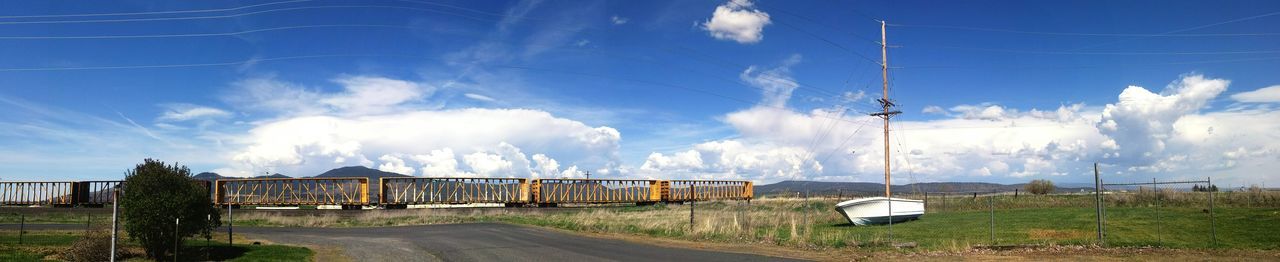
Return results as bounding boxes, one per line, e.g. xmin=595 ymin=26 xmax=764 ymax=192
xmin=121 ymin=159 xmax=221 ymax=259
xmin=1025 ymin=179 xmax=1054 ymax=195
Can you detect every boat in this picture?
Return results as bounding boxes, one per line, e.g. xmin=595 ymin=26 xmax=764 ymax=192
xmin=833 ymin=21 xmax=925 ymax=226
xmin=835 ymin=197 xmax=924 ymax=226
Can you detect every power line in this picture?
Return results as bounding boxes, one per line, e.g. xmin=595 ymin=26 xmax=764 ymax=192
xmin=0 ymin=0 xmax=310 ymax=19
xmin=0 ymin=24 xmax=411 ymax=39
xmin=1066 ymin=9 xmax=1280 ymax=51
xmin=896 ymin=43 xmax=1280 ymax=56
xmin=887 ymin=23 xmax=1280 ymax=37
xmin=757 ymin=2 xmax=881 ymax=45
xmin=0 ymin=5 xmax=495 ymax=25
xmin=896 ymin=55 xmax=1280 ymax=70
xmin=771 ymin=18 xmax=882 ymax=65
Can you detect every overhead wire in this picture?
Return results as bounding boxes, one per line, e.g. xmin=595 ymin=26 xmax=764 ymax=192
xmin=0 ymin=0 xmax=311 ymax=19
xmin=893 ymin=44 xmax=1280 ymax=56
xmin=0 ymin=5 xmax=497 ymax=25
xmin=0 ymin=24 xmax=412 ymax=39
xmin=886 ymin=23 xmax=1280 ymax=37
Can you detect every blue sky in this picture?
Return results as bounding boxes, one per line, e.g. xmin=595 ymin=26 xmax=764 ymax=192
xmin=1 ymin=0 xmax=1278 ymax=186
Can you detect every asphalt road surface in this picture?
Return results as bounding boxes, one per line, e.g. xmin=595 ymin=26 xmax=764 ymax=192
xmin=239 ymin=223 xmax=801 ymax=262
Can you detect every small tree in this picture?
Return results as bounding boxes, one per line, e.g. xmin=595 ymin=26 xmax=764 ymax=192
xmin=1025 ymin=179 xmax=1055 ymax=195
xmin=122 ymin=159 xmax=221 ymax=259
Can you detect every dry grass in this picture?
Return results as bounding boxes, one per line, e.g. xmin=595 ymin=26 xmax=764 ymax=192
xmin=226 ymin=196 xmax=1280 ymax=252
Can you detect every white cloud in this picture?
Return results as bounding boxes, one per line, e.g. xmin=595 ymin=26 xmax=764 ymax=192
xmin=320 ymin=76 xmax=433 ymax=115
xmin=377 ymin=154 xmax=415 ymax=175
xmin=640 ymin=140 xmax=821 ymax=181
xmin=922 ymin=105 xmax=945 ymax=114
xmin=223 ymin=107 xmax=620 ymax=178
xmin=610 ymin=15 xmax=628 ymax=25
xmin=224 ymin=75 xmax=434 ymax=117
xmin=464 ymin=93 xmax=496 ymax=102
xmin=157 ymin=104 xmax=231 ymax=122
xmin=701 ymin=0 xmax=771 ymax=44
xmin=740 ymin=54 xmax=801 ymax=107
xmin=412 ymin=148 xmax=469 ymax=177
xmin=1097 ymin=75 xmax=1227 ymax=165
xmin=640 ymin=74 xmax=1279 ymax=185
xmin=1231 ymin=85 xmax=1280 ymax=103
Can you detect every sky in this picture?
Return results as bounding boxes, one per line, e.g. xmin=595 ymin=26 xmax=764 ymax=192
xmin=1 ymin=0 xmax=1278 ymax=187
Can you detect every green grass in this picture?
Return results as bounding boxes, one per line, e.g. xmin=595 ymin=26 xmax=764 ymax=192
xmin=0 ymin=230 xmax=81 ymax=246
xmin=0 ymin=248 xmax=50 ymax=262
xmin=177 ymin=244 xmax=312 ymax=262
xmin=0 ymin=230 xmax=312 ymax=261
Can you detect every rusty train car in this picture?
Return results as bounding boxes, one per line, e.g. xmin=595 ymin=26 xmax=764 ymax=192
xmin=2 ymin=177 xmax=752 ymax=209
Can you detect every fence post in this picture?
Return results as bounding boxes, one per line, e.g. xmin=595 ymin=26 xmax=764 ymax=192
xmin=1209 ymin=176 xmax=1217 ymax=247
xmin=803 ymin=190 xmax=809 ymax=235
xmin=18 ymin=213 xmax=23 ymax=245
xmin=942 ymin=192 xmax=947 ymax=212
xmin=174 ymin=218 xmax=179 ymax=262
xmin=227 ymin=204 xmax=233 ymax=246
xmin=924 ymin=191 xmax=929 ymax=212
xmin=1154 ymin=177 xmax=1161 ymax=246
xmin=689 ymin=184 xmax=695 ymax=233
xmin=111 ymin=188 xmax=119 ymax=262
xmin=989 ymin=193 xmax=995 ymax=245
xmin=1094 ymin=163 xmax=1104 ymax=246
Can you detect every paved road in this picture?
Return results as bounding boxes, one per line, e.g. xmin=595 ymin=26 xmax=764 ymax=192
xmin=237 ymin=223 xmax=802 ymax=262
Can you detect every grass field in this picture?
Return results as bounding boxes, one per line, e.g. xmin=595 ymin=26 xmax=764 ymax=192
xmin=0 ymin=230 xmax=312 ymax=261
xmin=220 ymin=195 xmax=1280 ymax=252
xmin=3 ymin=191 xmax=1276 ymax=257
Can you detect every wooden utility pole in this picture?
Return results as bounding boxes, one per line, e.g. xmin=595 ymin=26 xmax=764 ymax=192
xmin=870 ymin=20 xmax=901 ymax=198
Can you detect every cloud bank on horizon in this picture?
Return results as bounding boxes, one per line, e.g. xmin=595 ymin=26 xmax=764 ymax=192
xmin=84 ymin=70 xmax=1269 ymax=187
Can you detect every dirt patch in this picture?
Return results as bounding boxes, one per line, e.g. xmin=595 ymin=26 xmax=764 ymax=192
xmin=1027 ymin=229 xmax=1090 ymax=240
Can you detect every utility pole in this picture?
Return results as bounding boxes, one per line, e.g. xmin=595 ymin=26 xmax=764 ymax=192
xmin=869 ymin=19 xmax=902 ymax=244
xmin=584 ymin=171 xmax=591 ymax=180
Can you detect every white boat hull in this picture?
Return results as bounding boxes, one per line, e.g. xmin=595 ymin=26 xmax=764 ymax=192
xmin=835 ymin=197 xmax=925 ymax=226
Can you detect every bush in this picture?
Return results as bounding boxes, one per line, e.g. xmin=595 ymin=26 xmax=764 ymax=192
xmin=121 ymin=159 xmax=221 ymax=260
xmin=63 ymin=230 xmax=125 ymax=262
xmin=1025 ymin=179 xmax=1054 ymax=195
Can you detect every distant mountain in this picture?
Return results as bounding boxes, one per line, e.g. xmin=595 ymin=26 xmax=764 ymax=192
xmin=254 ymin=173 xmax=291 ymax=179
xmin=192 ymin=172 xmax=225 ymax=181
xmin=755 ymin=180 xmax=1093 ymax=197
xmin=314 ymin=166 xmax=412 ymax=179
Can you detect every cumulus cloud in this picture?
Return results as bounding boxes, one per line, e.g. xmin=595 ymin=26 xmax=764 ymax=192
xmin=701 ymin=0 xmax=771 ymax=44
xmin=1231 ymin=85 xmax=1280 ymax=103
xmin=157 ymin=104 xmax=231 ymax=122
xmin=1096 ymin=75 xmax=1227 ymax=164
xmin=640 ymin=140 xmax=821 ymax=181
xmin=740 ymin=54 xmax=801 ymax=107
xmin=377 ymin=154 xmax=415 ymax=175
xmin=212 ymin=75 xmax=621 ymax=178
xmin=641 ymin=73 xmax=1279 ymax=185
xmin=223 ymin=108 xmax=620 ymax=177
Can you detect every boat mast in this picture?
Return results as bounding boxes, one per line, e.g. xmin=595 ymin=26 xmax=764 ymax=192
xmin=870 ymin=20 xmax=901 ymax=198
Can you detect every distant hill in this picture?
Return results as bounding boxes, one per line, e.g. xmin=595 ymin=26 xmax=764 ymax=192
xmin=192 ymin=172 xmax=225 ymax=181
xmin=314 ymin=166 xmax=411 ymax=179
xmin=255 ymin=173 xmax=291 ymax=179
xmin=755 ymin=180 xmax=1093 ymax=197
xmin=192 ymin=172 xmax=290 ymax=180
